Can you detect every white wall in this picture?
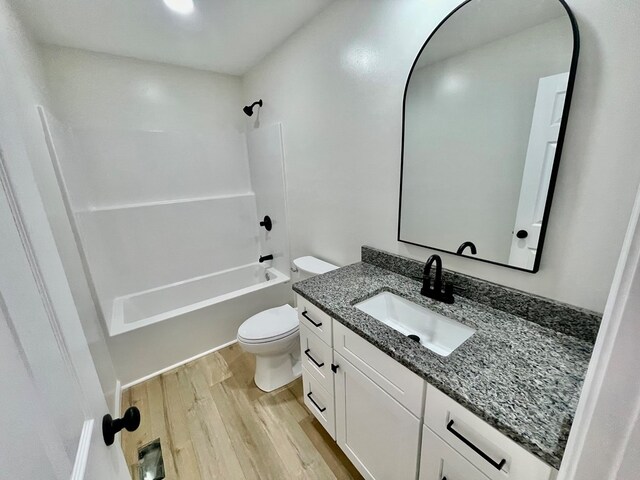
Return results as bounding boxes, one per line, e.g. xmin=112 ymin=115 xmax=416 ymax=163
xmin=402 ymin=18 xmax=571 ymax=264
xmin=242 ymin=0 xmax=640 ymax=313
xmin=0 ymin=0 xmax=120 ymax=411
xmin=40 ymin=45 xmax=246 ymax=132
xmin=558 ymin=184 xmax=640 ymax=480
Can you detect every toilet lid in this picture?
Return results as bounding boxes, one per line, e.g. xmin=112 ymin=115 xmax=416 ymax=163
xmin=293 ymin=256 xmax=338 ymax=275
xmin=238 ymin=304 xmax=299 ymax=343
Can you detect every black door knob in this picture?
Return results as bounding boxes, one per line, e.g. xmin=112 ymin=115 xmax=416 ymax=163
xmin=103 ymin=406 xmax=141 ymax=446
xmin=516 ymin=229 xmax=528 ymax=239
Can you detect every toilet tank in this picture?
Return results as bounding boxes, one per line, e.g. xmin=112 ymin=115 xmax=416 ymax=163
xmin=293 ymin=256 xmax=338 ymax=281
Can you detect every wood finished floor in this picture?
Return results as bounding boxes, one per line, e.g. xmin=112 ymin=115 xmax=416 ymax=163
xmin=121 ymin=343 xmax=363 ymax=480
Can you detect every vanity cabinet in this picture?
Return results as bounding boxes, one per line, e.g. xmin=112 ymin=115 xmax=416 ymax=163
xmin=298 ymin=296 xmax=424 ymax=480
xmin=296 ymin=295 xmax=558 ymax=480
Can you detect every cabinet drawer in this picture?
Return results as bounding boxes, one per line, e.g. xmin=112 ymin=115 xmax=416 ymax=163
xmin=424 ymin=385 xmax=555 ymax=480
xmin=300 ymin=324 xmax=334 ymax=393
xmin=419 ymin=426 xmax=490 ymax=480
xmin=302 ymin=366 xmax=335 ymax=439
xmin=297 ymin=294 xmax=333 ymax=345
xmin=333 ymin=321 xmax=425 ymax=416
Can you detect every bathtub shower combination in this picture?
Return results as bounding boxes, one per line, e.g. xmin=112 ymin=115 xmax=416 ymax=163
xmin=39 ymin=106 xmax=291 ymax=336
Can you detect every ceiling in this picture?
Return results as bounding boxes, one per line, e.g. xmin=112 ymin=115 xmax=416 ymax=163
xmin=12 ymin=0 xmax=334 ymax=75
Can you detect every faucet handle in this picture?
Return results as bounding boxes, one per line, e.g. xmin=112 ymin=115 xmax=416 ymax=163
xmin=442 ymin=283 xmax=455 ymax=304
xmin=420 ymin=278 xmax=431 ymax=296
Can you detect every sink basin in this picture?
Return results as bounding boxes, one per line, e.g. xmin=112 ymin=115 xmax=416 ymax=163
xmin=354 ymin=292 xmax=475 ymax=356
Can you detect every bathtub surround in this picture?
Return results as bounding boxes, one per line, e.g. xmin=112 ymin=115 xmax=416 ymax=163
xmin=37 ymin=47 xmax=293 ymax=384
xmin=293 ymin=247 xmax=598 ymax=468
xmin=243 ymin=0 xmax=640 ymax=313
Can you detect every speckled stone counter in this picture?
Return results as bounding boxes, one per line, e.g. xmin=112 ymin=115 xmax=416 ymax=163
xmin=292 ymin=251 xmax=600 ymax=469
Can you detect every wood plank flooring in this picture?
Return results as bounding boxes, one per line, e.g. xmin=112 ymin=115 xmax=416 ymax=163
xmin=121 ymin=343 xmax=363 ymax=480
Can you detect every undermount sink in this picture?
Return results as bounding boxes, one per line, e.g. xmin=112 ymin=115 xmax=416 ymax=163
xmin=354 ymin=292 xmax=475 ymax=356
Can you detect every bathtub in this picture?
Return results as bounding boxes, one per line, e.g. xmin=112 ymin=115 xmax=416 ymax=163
xmin=109 ymin=263 xmax=289 ymax=335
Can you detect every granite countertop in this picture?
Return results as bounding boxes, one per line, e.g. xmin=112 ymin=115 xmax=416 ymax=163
xmin=293 ymin=261 xmax=595 ymax=470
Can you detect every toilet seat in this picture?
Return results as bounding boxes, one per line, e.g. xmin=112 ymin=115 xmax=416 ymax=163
xmin=237 ymin=305 xmax=299 ymax=344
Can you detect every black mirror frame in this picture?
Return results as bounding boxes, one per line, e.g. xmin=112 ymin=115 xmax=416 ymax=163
xmin=397 ymin=0 xmax=580 ymax=273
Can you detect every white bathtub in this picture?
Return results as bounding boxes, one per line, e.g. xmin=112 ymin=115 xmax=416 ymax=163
xmin=109 ymin=263 xmax=289 ymax=335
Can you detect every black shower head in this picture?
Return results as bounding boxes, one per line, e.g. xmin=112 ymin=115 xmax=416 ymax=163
xmin=243 ymin=99 xmax=263 ymax=117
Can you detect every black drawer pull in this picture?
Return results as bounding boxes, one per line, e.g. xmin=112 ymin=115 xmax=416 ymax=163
xmin=304 ymin=349 xmax=324 ymax=367
xmin=307 ymin=392 xmax=326 ymax=412
xmin=446 ymin=420 xmax=506 ymax=471
xmin=301 ymin=310 xmax=322 ymax=327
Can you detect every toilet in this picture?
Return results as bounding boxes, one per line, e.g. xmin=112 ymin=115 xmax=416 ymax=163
xmin=237 ymin=256 xmax=338 ymax=392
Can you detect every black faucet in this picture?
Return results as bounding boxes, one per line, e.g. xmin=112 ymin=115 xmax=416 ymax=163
xmin=259 ymin=254 xmax=273 ymax=263
xmin=456 ymin=241 xmax=477 ymax=256
xmin=421 ymin=254 xmax=454 ymax=304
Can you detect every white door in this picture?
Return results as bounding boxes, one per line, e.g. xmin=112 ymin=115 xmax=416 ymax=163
xmin=509 ymin=72 xmax=569 ymax=269
xmin=334 ymin=353 xmax=421 ymax=480
xmin=0 ymin=59 xmax=130 ymax=479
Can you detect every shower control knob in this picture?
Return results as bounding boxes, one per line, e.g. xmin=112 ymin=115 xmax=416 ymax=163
xmin=102 ymin=406 xmax=141 ymax=446
xmin=260 ymin=215 xmax=273 ymax=231
xmin=516 ymin=229 xmax=528 ymax=239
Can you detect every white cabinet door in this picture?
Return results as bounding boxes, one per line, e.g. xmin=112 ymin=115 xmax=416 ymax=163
xmin=333 ymin=321 xmax=425 ymax=416
xmin=419 ymin=426 xmax=490 ymax=480
xmin=334 ymin=352 xmax=421 ymax=480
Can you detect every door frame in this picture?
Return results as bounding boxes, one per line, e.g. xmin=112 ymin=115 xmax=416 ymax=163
xmin=558 ymin=181 xmax=640 ymax=479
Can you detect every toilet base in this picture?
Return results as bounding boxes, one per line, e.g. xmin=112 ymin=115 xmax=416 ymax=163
xmin=254 ymin=349 xmax=301 ymax=392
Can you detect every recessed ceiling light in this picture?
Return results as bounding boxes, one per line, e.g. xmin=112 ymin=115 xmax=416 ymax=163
xmin=163 ymin=0 xmax=194 ymax=15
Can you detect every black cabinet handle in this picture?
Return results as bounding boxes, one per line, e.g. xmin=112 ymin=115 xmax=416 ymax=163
xmin=331 ymin=363 xmax=339 ymax=373
xmin=446 ymin=420 xmax=506 ymax=471
xmin=304 ymin=348 xmax=324 ymax=367
xmin=307 ymin=392 xmax=326 ymax=412
xmin=301 ymin=310 xmax=322 ymax=327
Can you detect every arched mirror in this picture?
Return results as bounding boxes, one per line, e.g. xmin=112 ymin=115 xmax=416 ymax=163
xmin=398 ymin=0 xmax=578 ymax=272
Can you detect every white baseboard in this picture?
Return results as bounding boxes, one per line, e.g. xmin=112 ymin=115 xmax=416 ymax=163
xmin=121 ymin=339 xmax=238 ymax=390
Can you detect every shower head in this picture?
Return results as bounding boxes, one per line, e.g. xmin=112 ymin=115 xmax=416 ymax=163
xmin=243 ymin=99 xmax=263 ymax=117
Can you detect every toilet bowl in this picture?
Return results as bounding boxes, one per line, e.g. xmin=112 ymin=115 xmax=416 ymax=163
xmin=237 ymin=256 xmax=338 ymax=392
xmin=237 ymin=304 xmax=301 ymax=392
